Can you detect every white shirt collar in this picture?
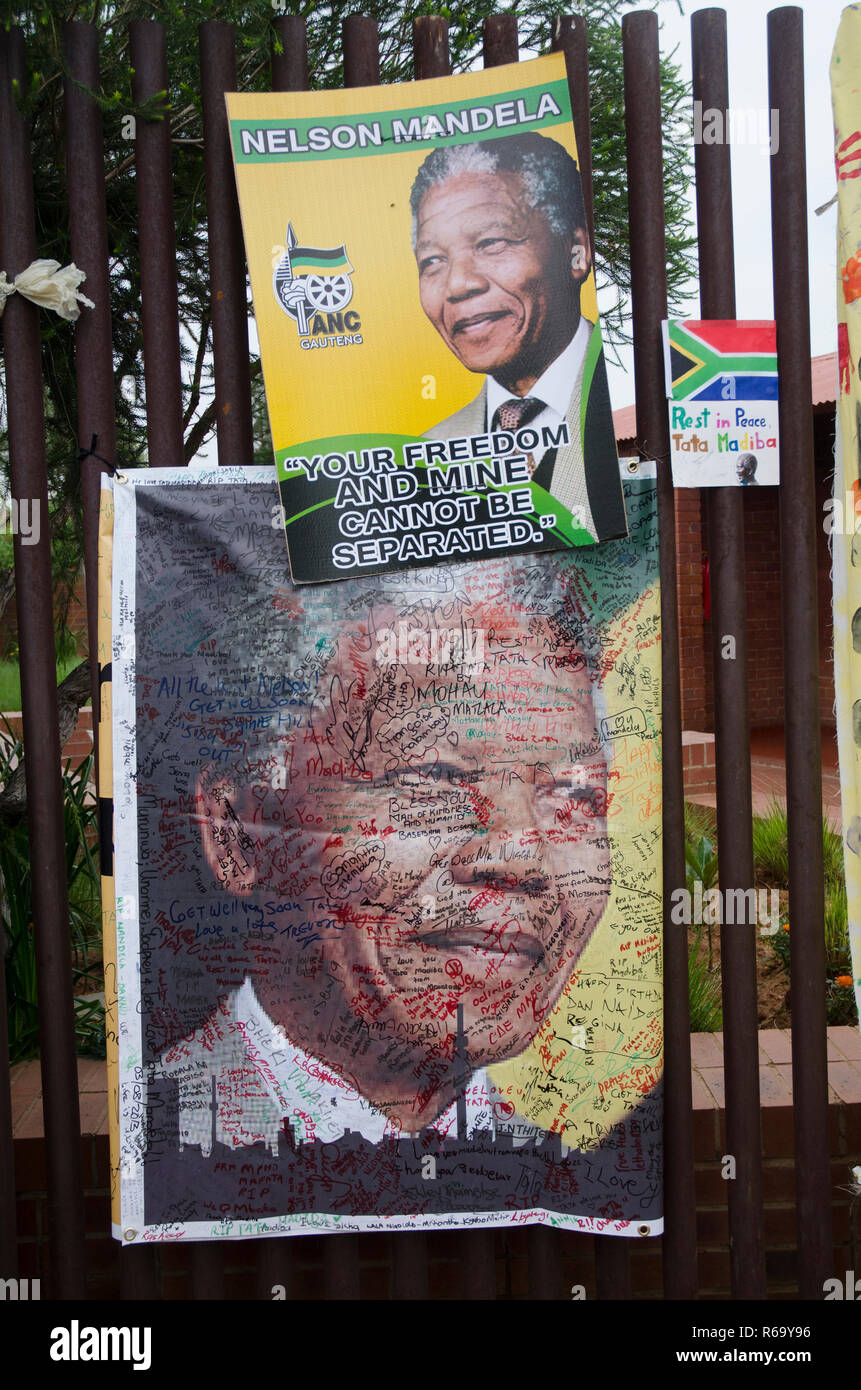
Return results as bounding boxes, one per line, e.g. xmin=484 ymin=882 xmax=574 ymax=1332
xmin=234 ymin=977 xmax=496 ymax=1147
xmin=161 ymin=977 xmax=560 ymax=1155
xmin=485 ymin=316 xmax=591 ymax=427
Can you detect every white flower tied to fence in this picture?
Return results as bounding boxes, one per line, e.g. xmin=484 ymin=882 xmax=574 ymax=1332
xmin=0 ymin=258 xmax=94 ymax=321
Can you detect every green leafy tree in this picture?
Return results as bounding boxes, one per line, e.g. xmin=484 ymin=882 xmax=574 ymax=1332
xmin=0 ymin=0 xmax=694 ymax=644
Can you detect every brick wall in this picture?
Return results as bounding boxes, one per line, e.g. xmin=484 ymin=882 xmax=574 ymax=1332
xmin=682 ymin=731 xmax=716 ymax=798
xmin=674 ymin=490 xmax=709 ymax=729
xmin=671 ymin=411 xmax=837 ymax=733
xmin=0 ymin=570 xmax=88 ymax=660
xmin=2 ymin=707 xmax=92 ymax=771
xmin=739 ymin=487 xmax=785 ymax=726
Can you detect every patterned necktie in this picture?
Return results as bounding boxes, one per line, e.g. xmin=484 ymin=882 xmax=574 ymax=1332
xmin=491 ymin=397 xmax=545 ymax=476
xmin=491 ymin=396 xmax=544 ymax=433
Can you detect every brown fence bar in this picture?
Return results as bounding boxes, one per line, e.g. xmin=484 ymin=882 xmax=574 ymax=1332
xmin=556 ymin=11 xmax=632 ymax=1301
xmin=63 ymin=18 xmax=162 ymax=1302
xmin=767 ymin=4 xmax=831 ymax=1300
xmin=344 ymin=14 xmax=380 ymax=87
xmin=268 ymin=10 xmax=364 ymax=1302
xmin=0 ymin=945 xmax=15 ymax=1278
xmin=63 ymin=21 xmax=116 ymax=720
xmin=413 ymin=12 xmax=449 ymax=80
xmin=376 ymin=9 xmax=461 ymax=1301
xmin=0 ymin=25 xmax=87 ymax=1299
xmin=622 ymin=9 xmax=697 ymax=1299
xmin=692 ymin=7 xmax=767 ymax=1299
xmin=200 ymin=21 xmax=254 ymax=470
xmin=551 ymin=15 xmax=595 ymax=257
xmin=129 ymin=19 xmax=185 ymax=470
xmin=482 ymin=13 xmax=517 ymax=67
xmin=271 ymin=14 xmax=308 ymax=92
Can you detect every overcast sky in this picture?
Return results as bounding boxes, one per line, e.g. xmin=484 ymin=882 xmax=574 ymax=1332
xmin=604 ymin=0 xmax=845 ymax=410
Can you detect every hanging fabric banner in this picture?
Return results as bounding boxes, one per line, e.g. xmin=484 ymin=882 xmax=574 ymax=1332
xmin=226 ymin=54 xmax=627 ymax=584
xmin=830 ymin=7 xmax=861 ymax=1024
xmin=102 ymin=463 xmax=663 ymax=1242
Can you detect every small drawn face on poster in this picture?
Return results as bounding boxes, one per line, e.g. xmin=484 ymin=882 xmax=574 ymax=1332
xmin=197 ymin=578 xmax=610 ymax=1132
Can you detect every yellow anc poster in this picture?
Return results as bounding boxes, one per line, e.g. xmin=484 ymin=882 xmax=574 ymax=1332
xmin=831 ymin=7 xmax=861 ymax=1023
xmin=226 ymin=55 xmax=626 ymax=584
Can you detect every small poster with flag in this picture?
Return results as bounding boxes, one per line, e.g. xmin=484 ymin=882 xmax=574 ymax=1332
xmin=662 ymin=319 xmax=780 ymax=487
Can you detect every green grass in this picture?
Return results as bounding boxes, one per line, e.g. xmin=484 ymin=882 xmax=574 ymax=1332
xmin=822 ymin=817 xmax=845 ymax=892
xmin=825 ymin=879 xmax=850 ymax=974
xmin=684 ymin=800 xmax=717 ymax=844
xmin=688 ymin=923 xmax=723 ymax=1032
xmin=751 ymin=796 xmax=790 ymax=887
xmin=0 ymin=656 xmax=87 ymax=711
xmin=1 ymin=720 xmax=103 ymax=1062
xmin=752 ymin=796 xmax=847 ymax=893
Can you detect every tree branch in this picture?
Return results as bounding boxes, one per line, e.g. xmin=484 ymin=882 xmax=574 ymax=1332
xmin=183 ymin=356 xmax=262 ymax=464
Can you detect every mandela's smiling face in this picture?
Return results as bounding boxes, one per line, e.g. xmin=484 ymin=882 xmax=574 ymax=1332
xmin=414 ymin=169 xmax=590 ymax=396
xmin=200 ymin=600 xmax=610 ymax=1132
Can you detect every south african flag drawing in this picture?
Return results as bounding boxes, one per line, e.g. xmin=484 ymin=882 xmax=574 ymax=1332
xmin=663 ymin=320 xmax=778 ymax=402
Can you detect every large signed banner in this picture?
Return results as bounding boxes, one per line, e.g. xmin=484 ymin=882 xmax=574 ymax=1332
xmin=227 ymin=55 xmax=627 ymax=584
xmin=102 ymin=464 xmax=662 ymax=1243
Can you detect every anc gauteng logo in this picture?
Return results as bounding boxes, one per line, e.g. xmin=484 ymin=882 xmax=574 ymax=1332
xmin=273 ymin=223 xmax=362 ymax=350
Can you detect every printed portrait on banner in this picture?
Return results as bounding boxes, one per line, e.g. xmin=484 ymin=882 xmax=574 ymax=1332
xmin=102 ymin=466 xmax=663 ymax=1242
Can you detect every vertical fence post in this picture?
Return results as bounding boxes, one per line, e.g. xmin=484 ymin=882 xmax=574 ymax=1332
xmin=551 ymin=15 xmax=595 ymax=256
xmin=691 ymin=6 xmax=767 ymax=1300
xmin=62 ymin=21 xmax=115 ymax=721
xmin=200 ymin=21 xmax=254 ymax=470
xmin=271 ymin=14 xmax=308 ymax=93
xmin=555 ymin=10 xmax=632 ymax=1301
xmin=133 ymin=17 xmax=219 ymax=1299
xmin=0 ymin=25 xmax=87 ymax=1300
xmin=0 ymin=956 xmax=16 ymax=1277
xmin=63 ymin=18 xmax=162 ymax=1302
xmin=482 ymin=13 xmax=517 ymax=68
xmin=129 ymin=20 xmax=185 ymax=470
xmin=622 ymin=8 xmax=698 ymax=1300
xmin=767 ymin=3 xmax=831 ymax=1299
xmin=382 ymin=9 xmax=468 ymax=1304
xmin=268 ymin=8 xmax=362 ymax=1303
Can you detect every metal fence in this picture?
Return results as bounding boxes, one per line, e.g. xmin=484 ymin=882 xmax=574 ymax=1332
xmin=0 ymin=7 xmax=830 ymax=1300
